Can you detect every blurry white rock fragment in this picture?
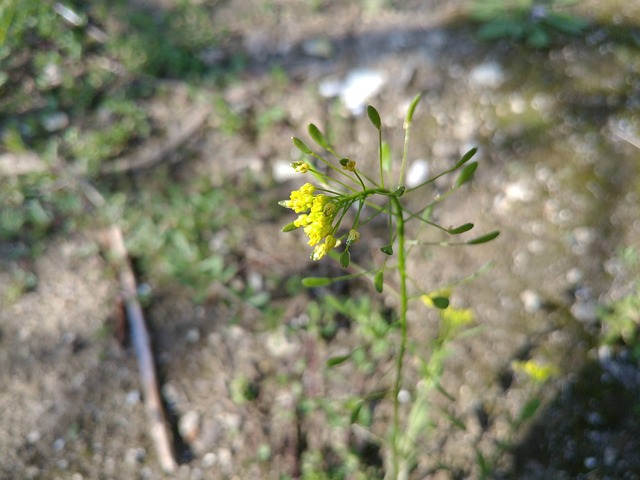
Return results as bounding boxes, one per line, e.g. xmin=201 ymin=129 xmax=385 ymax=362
xmin=405 ymin=159 xmax=430 ymax=188
xmin=520 ymin=289 xmax=542 ymax=313
xmin=54 ymin=3 xmax=85 ymax=26
xmin=185 ymin=328 xmax=201 ymax=344
xmin=504 ymin=181 xmax=534 ymax=202
xmin=319 ymin=69 xmax=386 ymax=115
xmin=265 ymin=328 xmax=298 ymax=358
xmin=470 ymin=61 xmax=505 ymax=88
xmin=272 ymin=160 xmax=299 ymax=182
xmin=179 ymin=410 xmax=201 ymax=443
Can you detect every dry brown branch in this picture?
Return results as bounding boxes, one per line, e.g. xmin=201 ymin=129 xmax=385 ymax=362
xmin=100 ymin=107 xmax=211 ymax=174
xmin=106 ymin=225 xmax=178 ymax=473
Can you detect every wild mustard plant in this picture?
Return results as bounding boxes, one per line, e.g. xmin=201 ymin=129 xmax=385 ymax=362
xmin=280 ymin=95 xmax=499 ymax=478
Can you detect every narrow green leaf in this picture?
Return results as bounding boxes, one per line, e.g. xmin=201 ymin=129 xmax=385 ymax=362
xmin=431 ymin=296 xmax=450 ymax=309
xmin=518 ymin=398 xmax=541 ymax=422
xmin=339 ymin=249 xmax=350 ymax=268
xmin=374 ymin=270 xmax=384 ymax=293
xmin=292 ymin=136 xmax=313 ymax=154
xmin=444 ymin=411 xmax=466 ymax=431
xmin=380 ymin=245 xmax=393 ymax=256
xmin=475 ymin=448 xmax=490 ymax=476
xmin=381 ymin=141 xmax=391 ymax=172
xmin=403 ymin=93 xmax=422 ymax=129
xmin=367 ymin=105 xmax=381 ymax=129
xmin=454 ymin=147 xmax=478 ymax=169
xmin=327 ymin=352 xmax=352 ymax=367
xmin=454 ymin=161 xmax=478 ymax=188
xmin=281 ymin=222 xmax=299 ymax=232
xmin=308 ymin=123 xmax=329 ymax=149
xmin=448 ymin=223 xmax=474 ymax=235
xmin=467 ymin=230 xmax=500 ymax=245
xmin=302 ymin=276 xmax=333 ymax=287
xmin=350 ymin=400 xmax=364 ymax=424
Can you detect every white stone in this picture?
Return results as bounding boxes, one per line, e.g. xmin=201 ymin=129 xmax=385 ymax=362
xmin=319 ymin=69 xmax=386 ymax=115
xmin=272 ymin=160 xmax=298 ymax=182
xmin=405 ymin=159 xmax=430 ymax=188
xmin=470 ymin=62 xmax=505 ymax=88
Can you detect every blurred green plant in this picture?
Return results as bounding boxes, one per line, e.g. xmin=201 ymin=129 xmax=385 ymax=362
xmin=279 ymin=96 xmax=499 ymax=478
xmin=122 ymin=180 xmax=249 ymax=303
xmin=597 ymin=246 xmax=639 ymax=348
xmin=470 ymin=0 xmax=590 ymax=48
xmin=0 ymin=0 xmax=242 ymax=267
xmin=598 ymin=251 xmax=640 ymax=355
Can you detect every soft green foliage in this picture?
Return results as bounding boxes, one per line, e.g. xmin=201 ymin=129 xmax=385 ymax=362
xmin=122 ymin=180 xmax=246 ymax=302
xmin=598 ymin=247 xmax=640 ymax=353
xmin=600 ymin=282 xmax=640 ymax=351
xmin=0 ymin=1 xmax=250 ymax=271
xmin=471 ymin=0 xmax=590 ymax=48
xmin=280 ymin=98 xmax=499 ymax=478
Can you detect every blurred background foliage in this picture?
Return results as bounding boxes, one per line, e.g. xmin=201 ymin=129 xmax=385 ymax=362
xmin=1 ymin=0 xmax=640 ymax=477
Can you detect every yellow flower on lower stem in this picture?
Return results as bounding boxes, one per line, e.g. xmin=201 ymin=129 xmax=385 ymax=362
xmin=512 ymin=359 xmax=559 ymax=383
xmin=311 ymin=235 xmax=337 ymax=261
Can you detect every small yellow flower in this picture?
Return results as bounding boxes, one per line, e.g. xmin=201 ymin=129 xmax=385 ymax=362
xmin=294 ymin=214 xmax=308 ymax=227
xmin=346 ymin=229 xmax=360 ymax=245
xmin=311 ymin=235 xmax=337 ymax=261
xmin=512 ymin=360 xmax=558 ymax=383
xmin=292 ymin=161 xmax=310 ymax=173
xmin=282 ymin=183 xmax=315 ymax=213
xmin=340 ymin=158 xmax=357 ymax=172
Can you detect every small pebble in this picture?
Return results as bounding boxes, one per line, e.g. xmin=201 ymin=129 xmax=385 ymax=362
xmin=520 ymin=290 xmax=543 ymax=313
xmin=405 ymin=159 xmax=430 ymax=188
xmin=202 ymin=452 xmax=216 ymax=468
xmin=53 ymin=437 xmax=66 ymax=451
xmin=398 ymin=389 xmax=411 ymax=404
xmin=272 ymin=160 xmax=298 ymax=182
xmin=185 ymin=328 xmax=201 ymax=344
xmin=125 ymin=390 xmax=141 ymax=405
xmin=179 ymin=410 xmax=201 ymax=443
xmin=469 ymin=61 xmax=505 ymax=88
xmin=265 ymin=329 xmax=298 ymax=358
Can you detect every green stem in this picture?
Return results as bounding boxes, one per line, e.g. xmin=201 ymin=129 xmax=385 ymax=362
xmin=390 ymin=194 xmax=407 ymax=479
xmin=378 ymin=126 xmax=385 ymax=189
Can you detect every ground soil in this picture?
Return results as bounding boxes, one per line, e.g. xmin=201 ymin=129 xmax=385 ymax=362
xmin=2 ymin=1 xmax=640 ymax=479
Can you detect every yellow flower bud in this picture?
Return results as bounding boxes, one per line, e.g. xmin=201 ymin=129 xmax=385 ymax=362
xmin=346 ymin=229 xmax=360 ymax=245
xmin=292 ymin=161 xmax=310 ymax=173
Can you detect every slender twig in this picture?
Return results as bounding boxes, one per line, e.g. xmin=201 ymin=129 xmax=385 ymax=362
xmin=106 ymin=225 xmax=178 ymax=473
xmin=100 ymin=107 xmax=210 ymax=174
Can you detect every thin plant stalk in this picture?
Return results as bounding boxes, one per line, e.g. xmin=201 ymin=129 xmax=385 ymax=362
xmin=390 ymin=194 xmax=408 ymax=480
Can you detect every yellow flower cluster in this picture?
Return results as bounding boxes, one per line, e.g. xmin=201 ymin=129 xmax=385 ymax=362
xmin=282 ymin=182 xmax=315 ymax=213
xmin=282 ymin=183 xmax=337 ymax=260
